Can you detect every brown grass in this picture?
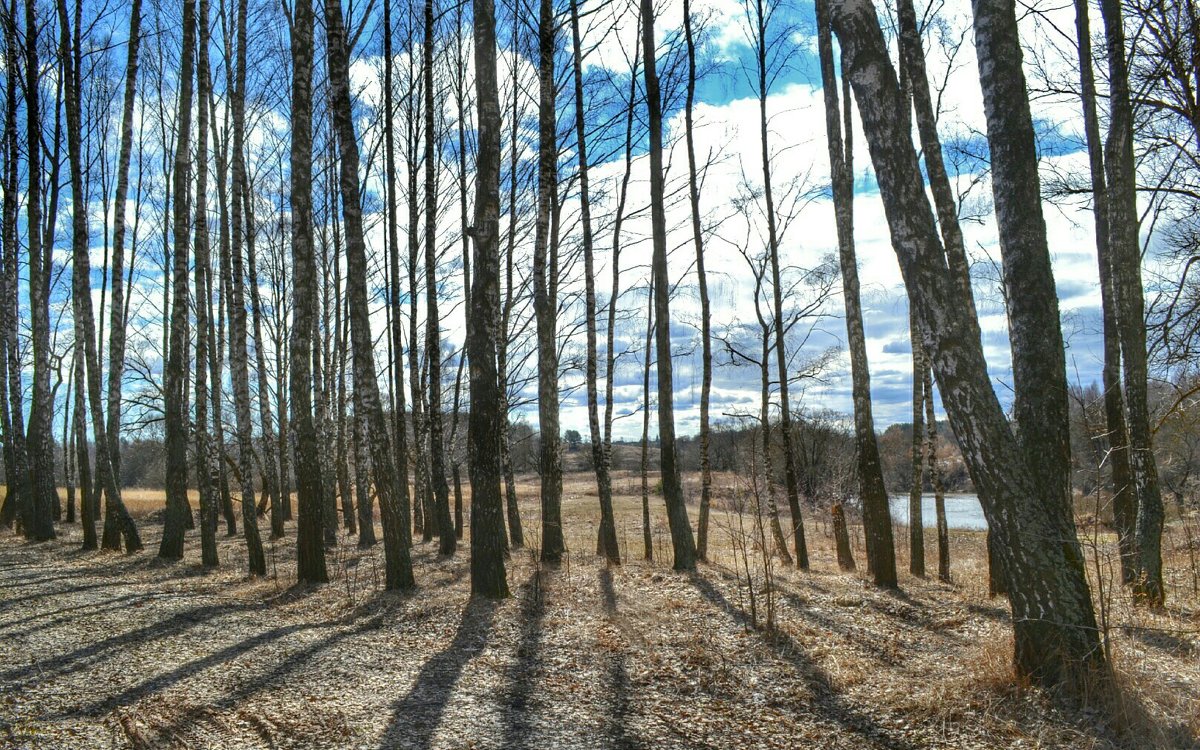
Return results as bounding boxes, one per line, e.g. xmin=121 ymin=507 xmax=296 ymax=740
xmin=2 ymin=470 xmax=1197 ymax=749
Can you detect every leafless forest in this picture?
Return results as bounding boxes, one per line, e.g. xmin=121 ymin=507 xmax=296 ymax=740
xmin=1 ymin=0 xmax=1199 ymax=746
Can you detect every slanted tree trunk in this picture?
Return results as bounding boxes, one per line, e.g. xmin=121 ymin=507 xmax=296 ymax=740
xmin=829 ymin=0 xmax=1104 ymax=691
xmin=569 ymin=0 xmax=618 ymax=564
xmin=533 ymin=0 xmax=564 ymax=564
xmin=104 ymin=0 xmax=141 ymax=530
xmin=325 ymin=0 xmax=415 ymax=589
xmin=1099 ymin=0 xmax=1165 ymax=606
xmin=641 ymin=0 xmax=697 ymax=571
xmin=816 ymin=0 xmax=895 ymax=585
xmin=159 ymin=0 xmax=196 ymax=559
xmin=466 ymin=0 xmax=510 ymax=598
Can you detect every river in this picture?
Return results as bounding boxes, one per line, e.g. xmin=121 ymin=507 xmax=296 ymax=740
xmin=888 ymin=494 xmax=987 ymax=530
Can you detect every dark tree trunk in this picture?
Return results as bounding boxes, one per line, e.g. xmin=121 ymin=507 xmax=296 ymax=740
xmin=641 ymin=0 xmax=697 ymax=571
xmin=424 ymin=0 xmax=455 ymax=556
xmin=0 ymin=0 xmax=30 ymax=532
xmin=907 ymin=305 xmax=926 ymax=578
xmin=640 ymin=278 xmax=654 ymax=562
xmin=193 ymin=0 xmax=218 ymax=567
xmin=467 ymin=0 xmax=510 ymax=598
xmin=290 ymin=0 xmax=327 ymax=584
xmin=159 ymin=0 xmax=196 ymax=560
xmin=22 ymin=0 xmax=57 ymax=542
xmin=832 ymin=503 xmax=855 ymax=571
xmin=534 ymin=0 xmax=564 ymax=564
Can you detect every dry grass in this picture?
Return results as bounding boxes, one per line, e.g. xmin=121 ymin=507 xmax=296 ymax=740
xmin=1 ymin=470 xmax=1197 ymax=749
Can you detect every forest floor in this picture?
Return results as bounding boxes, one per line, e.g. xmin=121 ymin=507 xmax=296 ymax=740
xmin=1 ymin=471 xmax=1198 ymax=749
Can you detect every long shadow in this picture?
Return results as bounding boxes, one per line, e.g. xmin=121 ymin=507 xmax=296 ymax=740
xmin=0 ymin=592 xmax=183 ymax=639
xmin=0 ymin=580 xmax=116 ymax=614
xmin=500 ymin=572 xmax=546 ymax=750
xmin=597 ymin=569 xmax=642 ymax=750
xmin=689 ymin=573 xmax=918 ymax=750
xmin=66 ymin=618 xmax=339 ymax=717
xmin=376 ymin=598 xmax=498 ymax=750
xmin=0 ymin=599 xmax=260 ymax=684
xmin=965 ymin=601 xmax=1010 ymax=624
xmin=140 ymin=610 xmax=391 ymax=744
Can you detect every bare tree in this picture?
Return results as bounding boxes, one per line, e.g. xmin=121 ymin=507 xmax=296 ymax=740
xmin=467 ymin=0 xmax=511 ymax=599
xmin=642 ymin=0 xmax=697 ymax=571
xmin=828 ymin=0 xmax=1104 ymax=691
xmin=817 ymin=0 xmax=895 ymax=586
xmin=325 ymin=0 xmax=415 ymax=589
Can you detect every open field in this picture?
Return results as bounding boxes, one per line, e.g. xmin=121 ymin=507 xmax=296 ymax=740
xmin=1 ymin=471 xmax=1198 ymax=749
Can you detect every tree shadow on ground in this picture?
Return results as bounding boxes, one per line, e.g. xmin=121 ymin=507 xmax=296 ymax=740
xmin=139 ymin=610 xmax=390 ymax=745
xmin=597 ymin=568 xmax=642 ymax=750
xmin=688 ymin=572 xmax=918 ymax=750
xmin=500 ymin=570 xmax=545 ymax=749
xmin=0 ymin=591 xmax=305 ymax=684
xmin=0 ymin=591 xmax=185 ymax=639
xmin=376 ymin=597 xmax=498 ymax=750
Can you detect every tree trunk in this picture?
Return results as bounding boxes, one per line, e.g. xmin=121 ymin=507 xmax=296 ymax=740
xmin=682 ymin=0 xmax=713 ymax=563
xmin=817 ymin=0 xmax=895 ymax=585
xmin=0 ymin=0 xmax=30 ymax=532
xmin=325 ymin=0 xmax=415 ymax=590
xmin=640 ymin=278 xmax=654 ymax=562
xmin=908 ymin=306 xmax=926 ymax=578
xmin=22 ymin=0 xmax=57 ymax=542
xmin=832 ymin=503 xmax=855 ymax=571
xmin=382 ymin=0 xmax=412 ymax=551
xmin=104 ymin=0 xmax=142 ymax=525
xmin=424 ymin=0 xmax=455 ymax=556
xmin=924 ymin=366 xmax=950 ymax=582
xmin=1099 ymin=0 xmax=1165 ymax=606
xmin=534 ymin=0 xmax=564 ymax=564
xmin=570 ymin=0 xmax=619 ymax=564
xmin=466 ymin=0 xmax=510 ymax=598
xmin=290 ymin=0 xmax=327 ymax=584
xmin=158 ymin=0 xmax=196 ymax=560
xmin=641 ymin=0 xmax=697 ymax=571
xmin=227 ymin=0 xmax=266 ymax=575
xmin=1072 ymin=0 xmax=1135 ymax=586
xmin=829 ymin=0 xmax=1104 ymax=691
xmin=193 ymin=0 xmax=218 ymax=567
